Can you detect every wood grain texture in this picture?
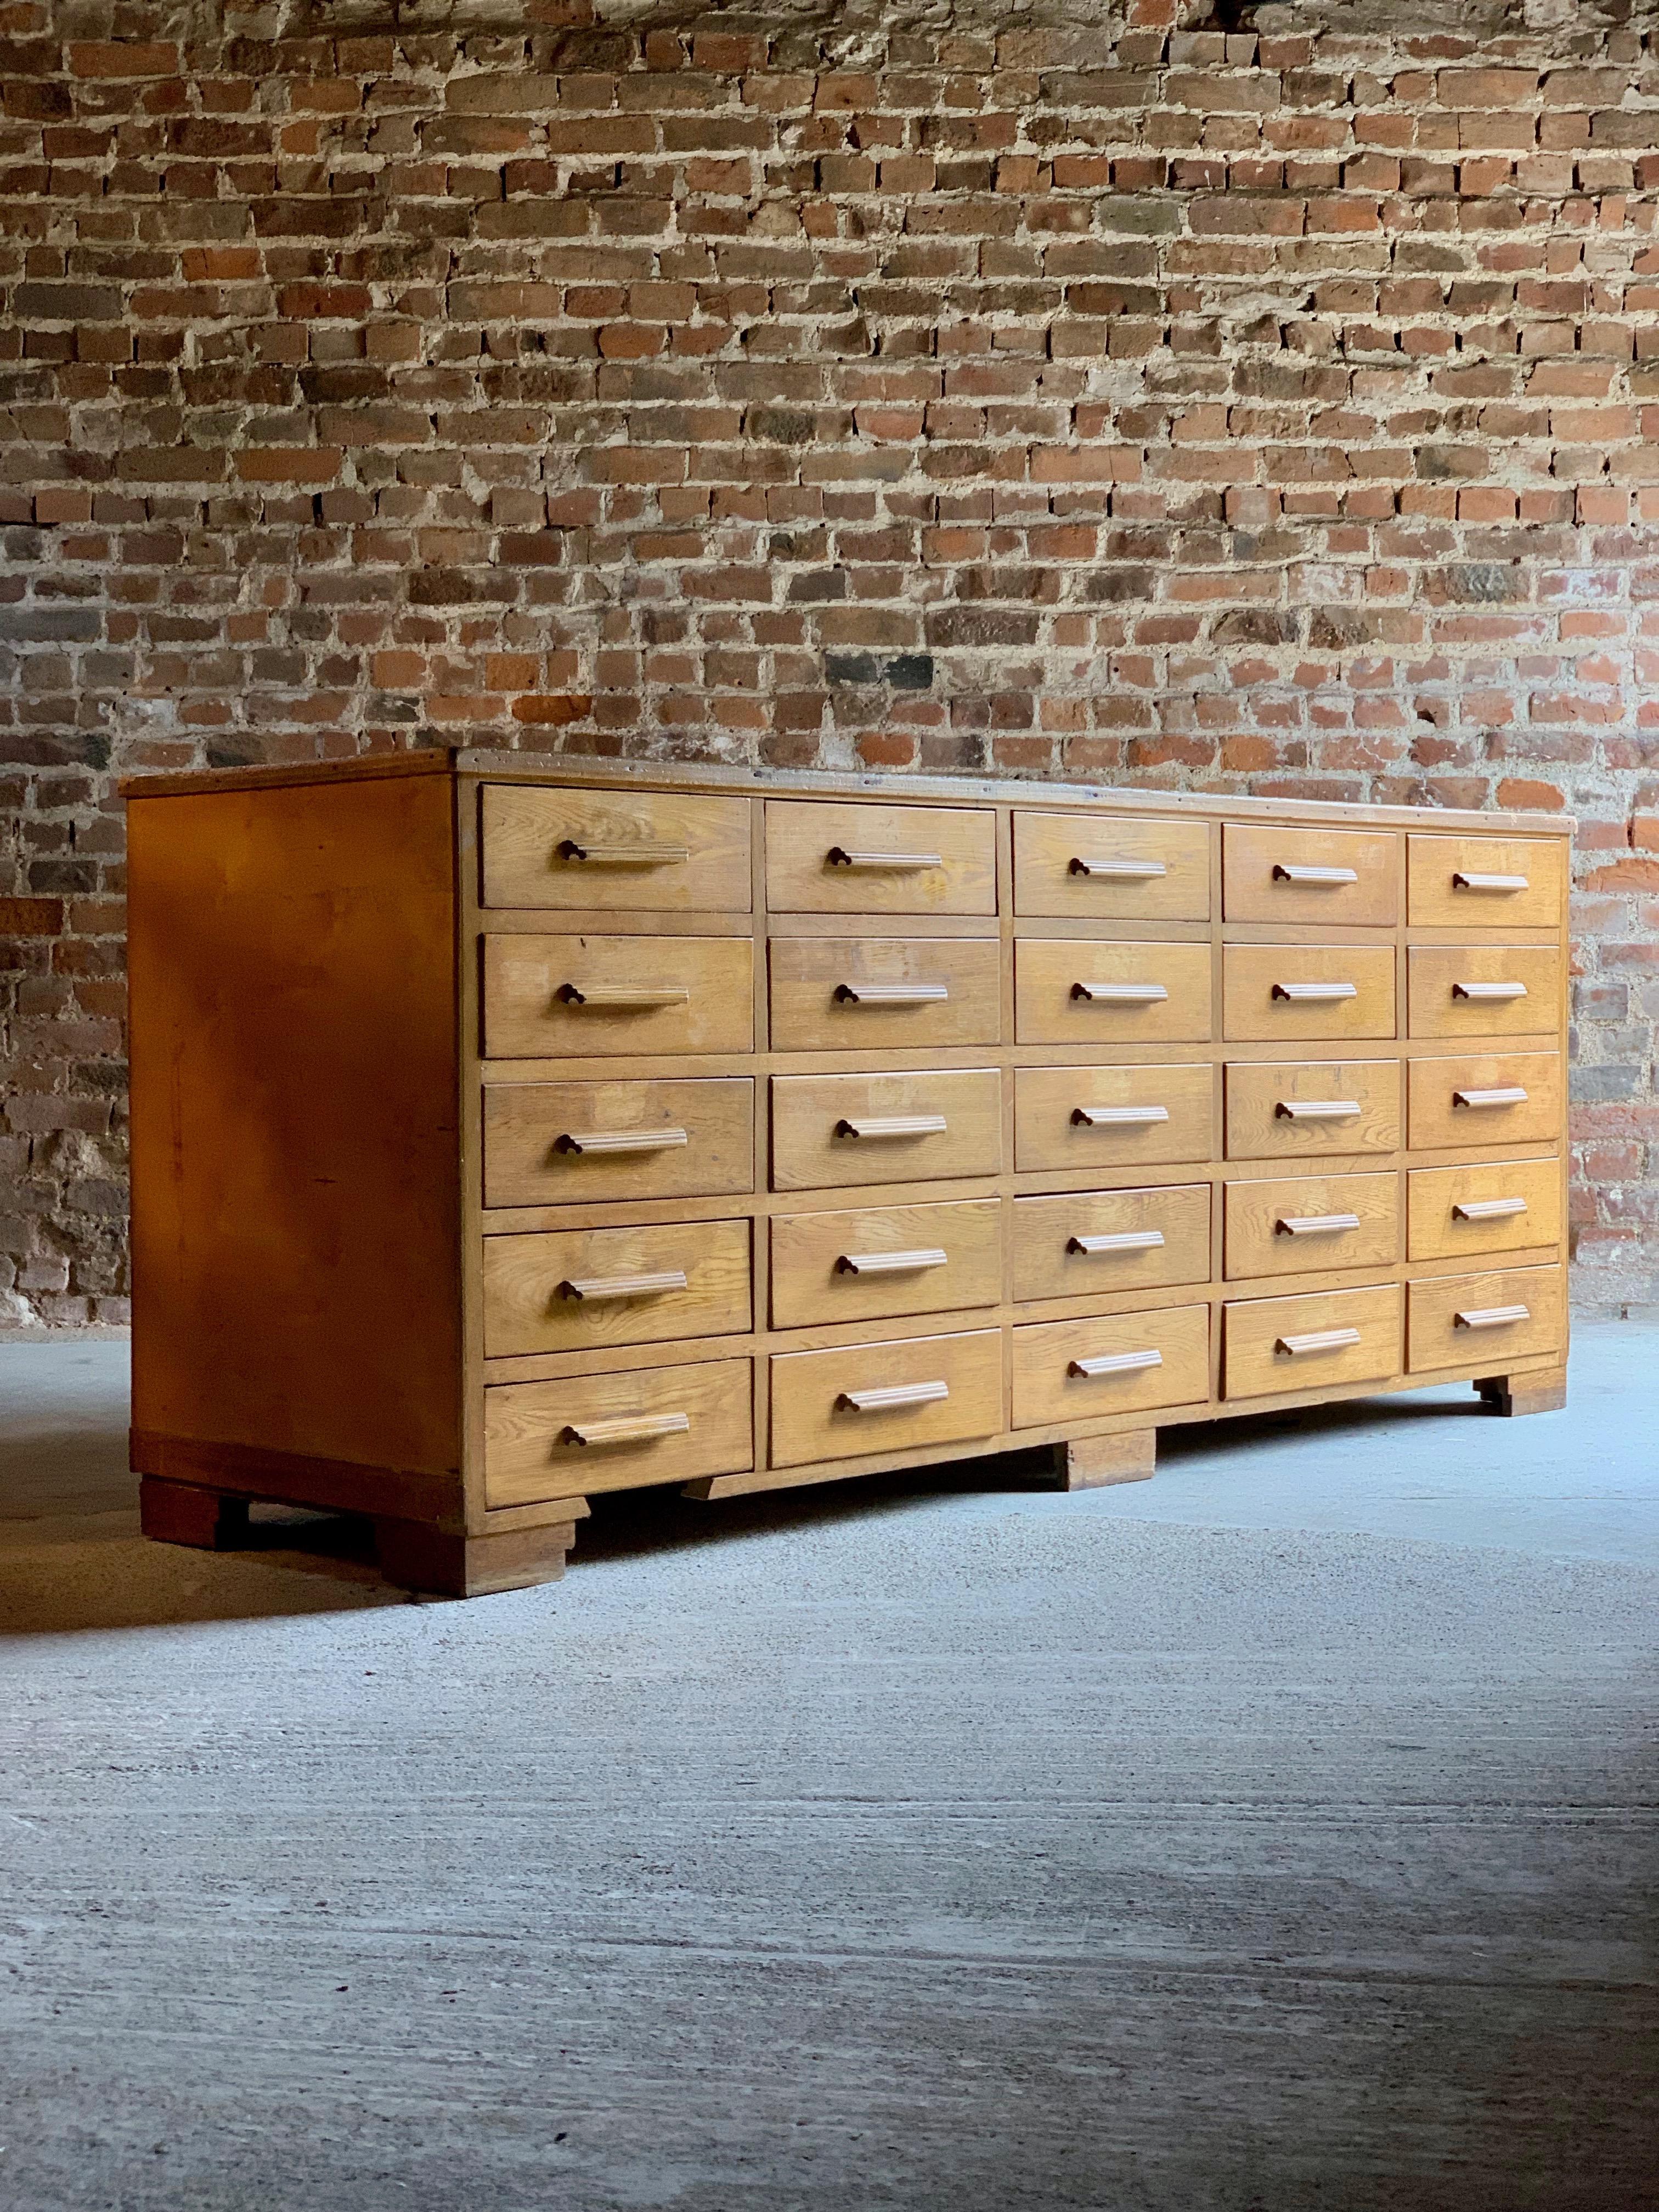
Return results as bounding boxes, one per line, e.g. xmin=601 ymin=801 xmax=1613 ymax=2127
xmin=770 ymin=1068 xmax=1002 ymax=1190
xmin=1052 ymin=1428 xmax=1158 ymax=1486
xmin=1012 ymin=1185 xmax=1211 ymax=1302
xmin=1222 ymin=944 xmax=1397 ymax=1043
xmin=1406 ymin=1265 xmax=1567 ymax=1374
xmin=1406 ymin=1158 xmax=1563 ymax=1263
xmin=1223 ymin=1059 xmax=1402 ymax=1162
xmin=1014 ymin=1062 xmax=1215 ymax=1173
xmin=483 ymin=934 xmax=754 ymax=1059
xmin=483 ymin=1078 xmax=755 ymax=1207
xmin=482 ymin=1218 xmax=752 ymax=1357
xmin=764 ymin=799 xmax=996 ymax=916
xmin=480 ymin=785 xmax=752 ymax=912
xmin=1222 ymin=822 xmax=1400 ymax=927
xmin=1011 ymin=1304 xmax=1210 ymax=1428
xmin=484 ymin=1357 xmax=753 ymax=1506
xmin=1223 ymin=1171 xmax=1401 ymax=1282
xmin=1406 ymin=1052 xmax=1563 ymax=1151
xmin=1012 ymin=810 xmax=1211 ymax=921
xmin=1014 ymin=938 xmax=1214 ymax=1046
xmin=1406 ymin=833 xmax=1566 ymax=931
xmin=1406 ymin=945 xmax=1561 ymax=1040
xmin=1223 ymin=1283 xmax=1403 ymax=1400
xmin=768 ymin=935 xmax=1001 ymax=1051
xmin=769 ymin=1329 xmax=1002 ymax=1468
xmin=770 ymin=1199 xmax=1002 ymax=1328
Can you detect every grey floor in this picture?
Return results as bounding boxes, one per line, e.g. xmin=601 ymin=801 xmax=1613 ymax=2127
xmin=1 ymin=1325 xmax=1655 ymax=2211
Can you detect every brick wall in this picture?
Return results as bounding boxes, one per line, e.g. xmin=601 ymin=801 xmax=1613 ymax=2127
xmin=3 ymin=0 xmax=1656 ymax=1326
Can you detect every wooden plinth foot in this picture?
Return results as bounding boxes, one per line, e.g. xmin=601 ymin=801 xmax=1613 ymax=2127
xmin=374 ymin=1516 xmax=578 ymax=1598
xmin=1475 ymin=1367 xmax=1568 ymax=1418
xmin=139 ymin=1475 xmax=252 ymax=1550
xmin=1052 ymin=1429 xmax=1157 ymax=1490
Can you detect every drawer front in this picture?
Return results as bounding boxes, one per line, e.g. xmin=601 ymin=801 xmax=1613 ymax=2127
xmin=483 ymin=1077 xmax=755 ymax=1207
xmin=1407 ymin=834 xmax=1565 ymax=932
xmin=1407 ymin=1052 xmax=1563 ymax=1152
xmin=484 ymin=1357 xmax=753 ymax=1508
xmin=770 ymin=1328 xmax=1002 ymax=1468
xmin=768 ymin=936 xmax=1000 ymax=1052
xmin=481 ymin=786 xmax=751 ymax=912
xmin=1223 ymin=1283 xmax=1402 ymax=1400
xmin=1012 ymin=1302 xmax=1210 ymax=1429
xmin=1223 ymin=1170 xmax=1400 ymax=1282
xmin=1012 ymin=811 xmax=1211 ymax=921
xmin=770 ymin=1199 xmax=1002 ymax=1328
xmin=1406 ymin=1263 xmax=1566 ymax=1374
xmin=482 ymin=1218 xmax=752 ymax=1359
xmin=771 ymin=1068 xmax=1001 ymax=1191
xmin=1407 ymin=945 xmax=1561 ymax=1040
xmin=1223 ymin=944 xmax=1397 ymax=1043
xmin=1407 ymin=1158 xmax=1563 ymax=1263
xmin=1224 ymin=1059 xmax=1401 ymax=1161
xmin=1012 ymin=1184 xmax=1211 ymax=1302
xmin=1015 ymin=939 xmax=1214 ymax=1046
xmin=765 ymin=800 xmax=996 ymax=916
xmin=1223 ymin=822 xmax=1399 ymax=927
xmin=483 ymin=934 xmax=754 ymax=1060
xmin=1015 ymin=1063 xmax=1215 ymax=1175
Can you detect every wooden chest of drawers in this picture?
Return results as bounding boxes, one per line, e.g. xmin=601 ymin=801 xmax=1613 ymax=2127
xmin=125 ymin=755 xmax=1573 ymax=1596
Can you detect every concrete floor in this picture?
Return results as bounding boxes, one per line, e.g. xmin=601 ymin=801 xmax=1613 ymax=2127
xmin=1 ymin=1325 xmax=1655 ymax=2211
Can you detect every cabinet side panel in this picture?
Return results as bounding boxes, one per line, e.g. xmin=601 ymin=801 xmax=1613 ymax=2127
xmin=128 ymin=774 xmax=461 ymax=1475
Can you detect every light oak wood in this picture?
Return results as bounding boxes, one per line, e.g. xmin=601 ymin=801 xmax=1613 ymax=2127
xmin=1012 ymin=810 xmax=1211 ymax=921
xmin=483 ymin=934 xmax=754 ymax=1059
xmin=1406 ymin=1158 xmax=1562 ymax=1263
xmin=1052 ymin=1430 xmax=1158 ymax=1487
xmin=770 ymin=1199 xmax=1002 ymax=1327
xmin=1015 ymin=1062 xmax=1216 ymax=1173
xmin=484 ymin=1356 xmax=753 ymax=1505
xmin=1012 ymin=1184 xmax=1211 ymax=1302
xmin=1406 ymin=1265 xmax=1567 ymax=1374
xmin=1406 ymin=1052 xmax=1564 ymax=1150
xmin=482 ymin=1218 xmax=752 ymax=1357
xmin=484 ymin=1077 xmax=755 ymax=1207
xmin=481 ymin=785 xmax=752 ymax=911
xmin=768 ymin=935 xmax=1001 ymax=1051
xmin=1407 ymin=833 xmax=1566 ymax=931
xmin=1014 ymin=938 xmax=1214 ymax=1045
xmin=375 ymin=1514 xmax=580 ymax=1597
xmin=139 ymin=1476 xmax=251 ymax=1551
xmin=1476 ymin=1364 xmax=1568 ymax=1418
xmin=770 ymin=1068 xmax=1002 ymax=1190
xmin=1223 ymin=1171 xmax=1400 ymax=1281
xmin=764 ymin=799 xmax=996 ymax=915
xmin=1222 ymin=943 xmax=1397 ymax=1043
xmin=1407 ymin=945 xmax=1561 ymax=1040
xmin=1012 ymin=1304 xmax=1210 ymax=1428
xmin=1223 ymin=1283 xmax=1403 ymax=1400
xmin=769 ymin=1329 xmax=1002 ymax=1466
xmin=1222 ymin=821 xmax=1400 ymax=927
xmin=1223 ymin=1059 xmax=1402 ymax=1161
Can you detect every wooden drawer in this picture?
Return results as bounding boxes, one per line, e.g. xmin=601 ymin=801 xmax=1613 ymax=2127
xmin=1407 ymin=945 xmax=1561 ymax=1040
xmin=482 ymin=1218 xmax=752 ymax=1359
xmin=483 ymin=934 xmax=753 ymax=1060
xmin=1224 ymin=1059 xmax=1401 ymax=1161
xmin=1223 ymin=1170 xmax=1400 ymax=1282
xmin=770 ymin=1328 xmax=1002 ymax=1468
xmin=1407 ymin=834 xmax=1566 ymax=932
xmin=771 ymin=1068 xmax=1001 ymax=1192
xmin=483 ymin=1077 xmax=754 ymax=1207
xmin=484 ymin=1356 xmax=753 ymax=1507
xmin=1407 ymin=1158 xmax=1563 ymax=1263
xmin=1223 ymin=822 xmax=1399 ymax=927
xmin=1015 ymin=1063 xmax=1214 ymax=1175
xmin=765 ymin=800 xmax=995 ymax=916
xmin=768 ymin=936 xmax=1000 ymax=1052
xmin=1012 ymin=1184 xmax=1211 ymax=1302
xmin=1012 ymin=811 xmax=1211 ymax=921
xmin=481 ymin=785 xmax=751 ymax=912
xmin=1223 ymin=944 xmax=1396 ymax=1043
xmin=1406 ymin=1264 xmax=1566 ymax=1374
xmin=1223 ymin=1283 xmax=1402 ymax=1400
xmin=1014 ymin=939 xmax=1214 ymax=1046
xmin=1012 ymin=1302 xmax=1210 ymax=1428
xmin=1407 ymin=1052 xmax=1564 ymax=1152
xmin=770 ymin=1199 xmax=1002 ymax=1328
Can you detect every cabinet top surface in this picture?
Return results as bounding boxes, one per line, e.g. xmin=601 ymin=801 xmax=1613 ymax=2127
xmin=120 ymin=746 xmax=1576 ymax=835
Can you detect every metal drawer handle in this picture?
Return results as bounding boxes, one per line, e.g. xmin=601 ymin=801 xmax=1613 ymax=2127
xmin=1454 ymin=871 xmax=1529 ymax=893
xmin=1069 ymin=855 xmax=1167 ymax=880
xmin=834 ymin=981 xmax=950 ymax=1007
xmin=1454 ymin=1304 xmax=1530 ymax=1330
xmin=560 ymin=1269 xmax=689 ymax=1301
xmin=558 ymin=983 xmax=691 ymax=1009
xmin=555 ymin=1126 xmax=689 ymax=1155
xmin=1068 ymin=1230 xmax=1165 ymax=1255
xmin=827 ymin=847 xmax=943 ymax=872
xmin=1276 ymin=1212 xmax=1361 ymax=1237
xmin=1454 ymin=1086 xmax=1527 ymax=1109
xmin=1072 ymin=1103 xmax=1169 ymax=1128
xmin=835 ymin=1114 xmax=947 ymax=1140
xmin=1069 ymin=1347 xmax=1164 ymax=1378
xmin=837 ymin=1247 xmax=949 ymax=1276
xmin=840 ymin=1380 xmax=950 ymax=1412
xmin=557 ymin=839 xmax=689 ymax=867
xmin=1453 ymin=1197 xmax=1528 ymax=1221
xmin=1072 ymin=981 xmax=1169 ymax=1005
xmin=1272 ymin=980 xmax=1358 ymax=1002
xmin=1453 ymin=980 xmax=1527 ymax=1001
xmin=1277 ymin=1327 xmax=1362 ymax=1356
xmin=561 ymin=1411 xmax=690 ymax=1447
xmin=1273 ymin=863 xmax=1358 ymax=885
xmin=1274 ymin=1098 xmax=1360 ymax=1121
